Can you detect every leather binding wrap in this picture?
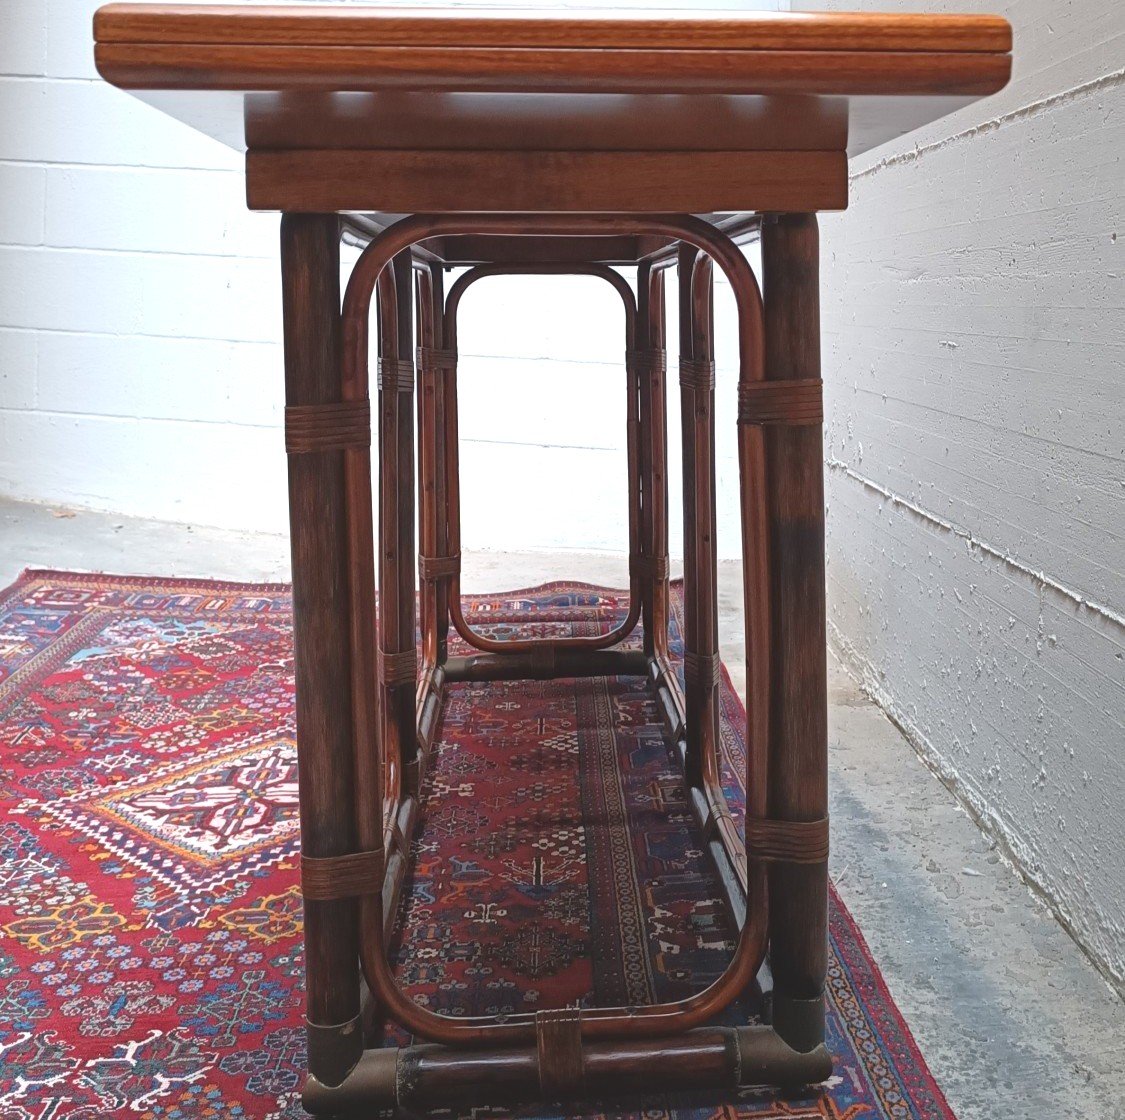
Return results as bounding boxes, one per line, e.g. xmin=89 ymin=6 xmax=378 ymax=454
xmin=530 ymin=645 xmax=558 ymax=675
xmin=301 ymin=849 xmax=384 ymax=901
xmin=679 ymin=356 xmax=716 ymax=391
xmin=285 ymin=401 xmax=371 ymax=454
xmin=416 ymin=346 xmax=457 ymax=372
xmin=377 ymin=357 xmax=415 ymax=393
xmin=683 ymin=649 xmax=722 ymax=690
xmin=738 ymin=378 xmax=823 ymax=425
xmin=536 ymin=1007 xmax=585 ymax=1098
xmin=745 ymin=815 xmax=829 ymax=864
xmin=625 ymin=348 xmax=667 ymax=376
xmin=379 ymin=647 xmax=418 ymax=687
xmin=418 ymin=552 xmax=461 ymax=580
xmin=629 ymin=553 xmax=669 ymax=580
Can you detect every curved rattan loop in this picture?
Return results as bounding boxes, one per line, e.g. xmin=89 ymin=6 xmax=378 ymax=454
xmin=442 ymin=263 xmax=644 ymax=655
xmin=339 ymin=213 xmax=773 ymax=1049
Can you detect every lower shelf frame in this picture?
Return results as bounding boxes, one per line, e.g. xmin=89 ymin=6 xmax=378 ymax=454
xmin=310 ymin=651 xmax=825 ymax=1115
xmin=303 ymin=1024 xmax=832 ymax=1114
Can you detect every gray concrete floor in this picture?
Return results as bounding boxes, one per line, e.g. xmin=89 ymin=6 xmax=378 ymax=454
xmin=2 ymin=496 xmax=1121 ymax=1118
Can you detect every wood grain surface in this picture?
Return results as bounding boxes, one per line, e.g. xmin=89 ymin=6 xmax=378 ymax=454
xmin=94 ymin=5 xmax=1011 ymax=53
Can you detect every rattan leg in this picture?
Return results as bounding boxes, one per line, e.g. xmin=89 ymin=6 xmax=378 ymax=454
xmin=416 ymin=261 xmax=452 ymax=673
xmin=678 ymin=245 xmax=720 ymax=793
xmin=760 ymin=213 xmax=829 ymax=1051
xmin=377 ymin=251 xmax=420 ymax=891
xmin=636 ymin=261 xmax=671 ymax=661
xmin=416 ymin=262 xmax=452 ymax=765
xmin=637 ymin=260 xmax=687 ymax=757
xmin=677 ymin=246 xmax=748 ymax=926
xmin=280 ymin=213 xmax=363 ymax=1087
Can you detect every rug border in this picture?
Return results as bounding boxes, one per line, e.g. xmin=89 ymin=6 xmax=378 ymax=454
xmin=4 ymin=568 xmax=639 ymax=603
xmin=5 ymin=567 xmax=293 ymax=598
xmin=709 ymin=617 xmax=957 ymax=1119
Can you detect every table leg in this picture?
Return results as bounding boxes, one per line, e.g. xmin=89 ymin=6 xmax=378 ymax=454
xmin=761 ymin=213 xmax=829 ymax=1052
xmin=678 ymin=245 xmax=720 ymax=794
xmin=280 ymin=213 xmax=363 ymax=1087
xmin=638 ymin=261 xmax=690 ymax=766
xmin=677 ymin=245 xmax=748 ymax=928
xmin=377 ymin=251 xmax=420 ymax=909
xmin=417 ymin=262 xmax=451 ymax=671
xmin=416 ymin=263 xmax=451 ymax=764
xmin=636 ymin=261 xmax=670 ymax=663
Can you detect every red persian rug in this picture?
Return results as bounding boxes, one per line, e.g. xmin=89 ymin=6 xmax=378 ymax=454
xmin=0 ymin=570 xmax=956 ymax=1120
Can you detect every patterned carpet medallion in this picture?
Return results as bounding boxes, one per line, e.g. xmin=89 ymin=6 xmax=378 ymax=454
xmin=0 ymin=570 xmax=955 ymax=1119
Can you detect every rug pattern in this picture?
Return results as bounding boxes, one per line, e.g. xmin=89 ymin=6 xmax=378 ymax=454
xmin=0 ymin=570 xmax=955 ymax=1119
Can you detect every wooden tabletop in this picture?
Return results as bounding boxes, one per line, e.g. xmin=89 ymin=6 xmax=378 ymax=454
xmin=96 ymin=5 xmax=1010 ymax=95
xmin=94 ymin=6 xmax=1010 ymax=51
xmin=92 ymin=5 xmax=1011 ymax=220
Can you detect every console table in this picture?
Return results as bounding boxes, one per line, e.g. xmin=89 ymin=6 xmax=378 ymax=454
xmin=93 ymin=6 xmax=1012 ymax=1114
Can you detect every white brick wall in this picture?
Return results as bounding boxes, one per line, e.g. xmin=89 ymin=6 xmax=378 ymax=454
xmin=802 ymin=0 xmax=1125 ymax=990
xmin=0 ymin=0 xmax=783 ymax=550
xmin=0 ymin=0 xmax=281 ymax=531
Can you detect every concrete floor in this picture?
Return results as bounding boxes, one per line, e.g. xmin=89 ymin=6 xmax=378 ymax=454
xmin=2 ymin=496 xmax=1121 ymax=1118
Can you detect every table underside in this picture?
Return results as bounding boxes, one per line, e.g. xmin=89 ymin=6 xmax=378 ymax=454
xmin=342 ymin=212 xmax=764 ymax=267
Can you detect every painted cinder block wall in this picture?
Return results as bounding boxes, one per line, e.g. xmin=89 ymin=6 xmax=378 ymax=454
xmin=802 ymin=0 xmax=1124 ymax=991
xmin=0 ymin=0 xmax=780 ymax=562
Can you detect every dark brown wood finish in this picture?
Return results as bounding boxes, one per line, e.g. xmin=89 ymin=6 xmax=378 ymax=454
xmin=635 ymin=259 xmax=669 ymax=667
xmin=246 ymin=149 xmax=847 ymax=215
xmin=90 ymin=5 xmax=1015 ymax=1110
xmin=304 ymin=1025 xmax=831 ymax=1113
xmin=377 ymin=252 xmax=419 ymax=805
xmin=279 ymin=213 xmax=362 ymax=1087
xmin=416 ymin=262 xmax=451 ymax=677
xmin=444 ymin=648 xmax=649 ymax=684
xmin=678 ymin=245 xmax=717 ymax=792
xmin=760 ymin=213 xmax=829 ymax=1052
xmin=635 ymin=258 xmax=693 ymax=796
xmin=675 ymin=248 xmax=750 ymax=932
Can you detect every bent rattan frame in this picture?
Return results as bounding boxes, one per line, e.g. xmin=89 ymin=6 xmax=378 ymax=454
xmin=287 ymin=211 xmax=831 ymax=1112
xmin=438 ymin=263 xmax=643 ymax=656
xmin=348 ymin=213 xmax=769 ymax=1041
